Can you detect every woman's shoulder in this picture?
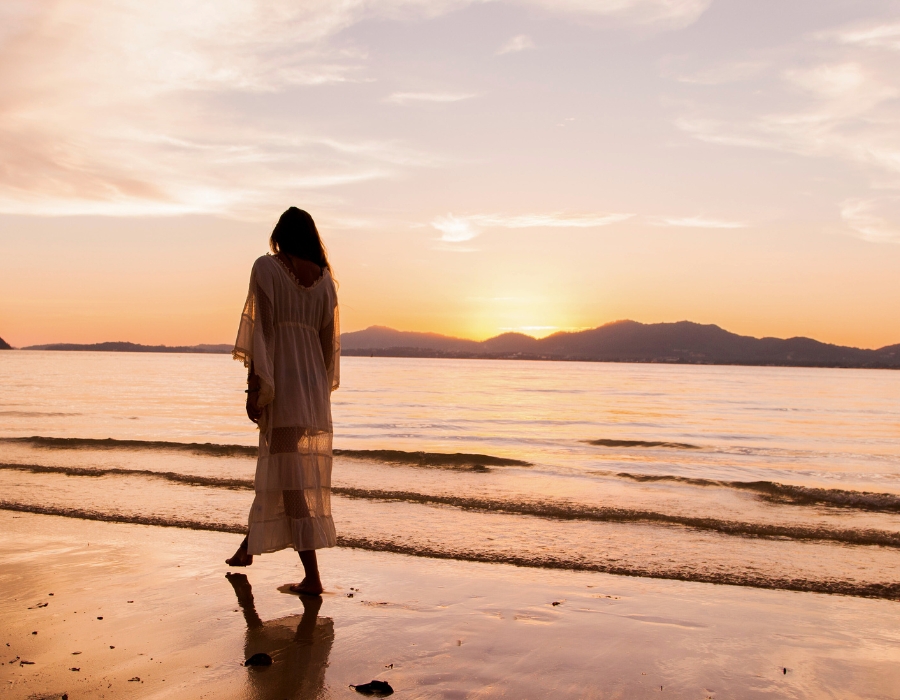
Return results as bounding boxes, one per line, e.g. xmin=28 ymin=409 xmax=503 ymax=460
xmin=253 ymin=253 xmax=276 ymax=268
xmin=251 ymin=254 xmax=279 ymax=276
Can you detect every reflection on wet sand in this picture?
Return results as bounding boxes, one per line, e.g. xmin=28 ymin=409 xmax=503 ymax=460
xmin=226 ymin=572 xmax=334 ymax=700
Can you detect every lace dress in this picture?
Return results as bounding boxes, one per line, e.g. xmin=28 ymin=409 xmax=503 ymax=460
xmin=233 ymin=254 xmax=340 ymax=554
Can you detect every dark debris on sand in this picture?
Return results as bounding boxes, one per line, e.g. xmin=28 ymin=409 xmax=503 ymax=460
xmin=244 ymin=652 xmax=273 ymax=667
xmin=350 ymin=679 xmax=394 ymax=696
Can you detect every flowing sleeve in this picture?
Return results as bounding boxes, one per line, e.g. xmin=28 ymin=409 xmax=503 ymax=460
xmin=320 ymin=276 xmax=340 ymax=392
xmin=232 ymin=257 xmax=276 ymax=408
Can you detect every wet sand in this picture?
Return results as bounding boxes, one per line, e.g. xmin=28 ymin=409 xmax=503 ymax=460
xmin=1 ymin=510 xmax=898 ymax=700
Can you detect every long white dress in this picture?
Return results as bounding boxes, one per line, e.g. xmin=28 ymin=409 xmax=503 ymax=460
xmin=232 ymin=254 xmax=340 ymax=554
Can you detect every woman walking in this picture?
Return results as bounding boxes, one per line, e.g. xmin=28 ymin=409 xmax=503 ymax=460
xmin=227 ymin=207 xmax=340 ymax=596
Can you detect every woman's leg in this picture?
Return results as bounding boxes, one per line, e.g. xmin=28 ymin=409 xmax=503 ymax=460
xmin=226 ymin=535 xmax=253 ymax=567
xmin=289 ymin=550 xmax=323 ymax=595
xmin=282 ymin=490 xmax=323 ymax=594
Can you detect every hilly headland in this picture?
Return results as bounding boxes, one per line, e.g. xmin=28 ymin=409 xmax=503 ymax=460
xmin=341 ymin=321 xmax=900 ymax=369
xmin=4 ymin=321 xmax=898 ymax=368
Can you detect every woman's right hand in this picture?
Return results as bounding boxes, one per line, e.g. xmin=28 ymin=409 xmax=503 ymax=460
xmin=246 ymin=389 xmax=262 ymax=424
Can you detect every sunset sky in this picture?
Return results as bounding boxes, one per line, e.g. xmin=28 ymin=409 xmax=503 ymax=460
xmin=1 ymin=0 xmax=899 ymax=348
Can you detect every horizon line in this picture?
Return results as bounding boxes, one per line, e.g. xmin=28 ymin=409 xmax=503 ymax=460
xmin=6 ymin=319 xmax=899 ymax=352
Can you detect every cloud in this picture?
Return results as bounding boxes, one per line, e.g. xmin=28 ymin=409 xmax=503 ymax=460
xmin=840 ymin=198 xmax=900 ymax=243
xmin=827 ymin=22 xmax=900 ymax=51
xmin=473 ymin=213 xmax=634 ymax=228
xmin=670 ymin=61 xmax=766 ymax=85
xmin=0 ymin=0 xmax=712 ymax=218
xmin=384 ymin=91 xmax=477 ymax=104
xmin=0 ymin=0 xmax=400 ymax=218
xmin=673 ymin=59 xmax=900 ymax=184
xmin=432 ymin=214 xmax=480 ymax=242
xmin=521 ymin=0 xmax=712 ymax=29
xmin=649 ymin=215 xmax=747 ymax=229
xmin=431 ymin=211 xmax=633 ymax=242
xmin=497 ymin=35 xmax=535 ymax=55
xmin=782 ymin=62 xmax=885 ymax=102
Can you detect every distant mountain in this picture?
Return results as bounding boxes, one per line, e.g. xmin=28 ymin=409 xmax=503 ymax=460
xmin=17 ymin=322 xmax=900 ymax=368
xmin=342 ymin=321 xmax=900 ymax=369
xmin=340 ymin=326 xmax=482 ymax=353
xmin=24 ymin=342 xmax=233 ymax=354
xmin=0 ymin=336 xmax=11 ymax=350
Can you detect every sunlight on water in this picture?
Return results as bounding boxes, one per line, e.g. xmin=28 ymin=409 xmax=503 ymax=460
xmin=1 ymin=350 xmax=899 ymax=598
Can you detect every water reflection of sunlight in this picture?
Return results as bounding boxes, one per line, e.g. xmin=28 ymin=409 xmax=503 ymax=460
xmin=226 ymin=573 xmax=334 ymax=700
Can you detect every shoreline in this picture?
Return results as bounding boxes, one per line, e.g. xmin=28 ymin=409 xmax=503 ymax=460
xmin=2 ymin=510 xmax=899 ymax=699
xmin=4 ymin=347 xmax=898 ymax=370
xmin=3 ymin=502 xmax=899 ymax=602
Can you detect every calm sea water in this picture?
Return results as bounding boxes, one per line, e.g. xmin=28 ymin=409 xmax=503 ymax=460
xmin=1 ymin=351 xmax=899 ymax=599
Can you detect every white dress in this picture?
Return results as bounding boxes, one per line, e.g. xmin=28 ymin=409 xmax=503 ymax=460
xmin=233 ymin=254 xmax=340 ymax=554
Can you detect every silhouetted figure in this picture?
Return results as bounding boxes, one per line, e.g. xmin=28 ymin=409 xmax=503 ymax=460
xmin=228 ymin=207 xmax=341 ymax=595
xmin=226 ymin=572 xmax=334 ymax=699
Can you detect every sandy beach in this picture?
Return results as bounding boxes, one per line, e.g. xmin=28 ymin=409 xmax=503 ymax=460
xmin=2 ymin=510 xmax=898 ymax=700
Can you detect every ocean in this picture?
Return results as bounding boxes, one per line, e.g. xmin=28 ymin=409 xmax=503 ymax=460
xmin=1 ymin=351 xmax=899 ymax=599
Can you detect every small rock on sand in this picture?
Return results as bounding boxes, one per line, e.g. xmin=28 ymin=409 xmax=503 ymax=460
xmin=350 ymin=679 xmax=394 ymax=696
xmin=244 ymin=653 xmax=273 ymax=667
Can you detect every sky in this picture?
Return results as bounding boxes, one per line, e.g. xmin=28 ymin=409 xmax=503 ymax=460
xmin=1 ymin=0 xmax=899 ymax=348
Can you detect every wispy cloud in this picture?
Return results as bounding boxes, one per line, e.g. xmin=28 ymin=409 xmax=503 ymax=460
xmin=826 ymin=22 xmax=900 ymax=51
xmin=431 ymin=212 xmax=633 ymax=242
xmin=497 ymin=35 xmax=535 ymax=55
xmin=384 ymin=91 xmax=477 ymax=104
xmin=523 ymin=0 xmax=712 ymax=29
xmin=474 ymin=213 xmax=634 ymax=228
xmin=0 ymin=0 xmax=411 ymax=218
xmin=670 ymin=60 xmax=766 ymax=85
xmin=673 ymin=60 xmax=900 ymax=182
xmin=0 ymin=0 xmax=713 ymax=218
xmin=841 ymin=198 xmax=900 ymax=243
xmin=432 ymin=214 xmax=480 ymax=242
xmin=649 ymin=215 xmax=748 ymax=229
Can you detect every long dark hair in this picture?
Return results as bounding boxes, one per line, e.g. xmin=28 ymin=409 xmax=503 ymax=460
xmin=269 ymin=207 xmax=331 ymax=270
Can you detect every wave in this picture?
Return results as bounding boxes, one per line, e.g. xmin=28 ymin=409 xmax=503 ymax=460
xmin=0 ymin=411 xmax=82 ymax=417
xmin=0 ymin=463 xmax=253 ymax=490
xmin=0 ymin=436 xmax=258 ymax=457
xmin=0 ymin=436 xmax=528 ymax=469
xmin=587 ymin=439 xmax=701 ymax=450
xmin=614 ymin=471 xmax=900 ymax=514
xmin=335 ymin=449 xmax=529 ymax=469
xmin=1 ymin=501 xmax=897 ymax=601
xmin=3 ymin=463 xmax=896 ymax=549
xmin=334 ymin=486 xmax=900 ymax=549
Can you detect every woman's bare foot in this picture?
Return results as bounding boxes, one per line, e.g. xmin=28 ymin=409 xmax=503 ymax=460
xmin=225 ymin=541 xmax=253 ymax=567
xmin=288 ymin=576 xmax=323 ymax=596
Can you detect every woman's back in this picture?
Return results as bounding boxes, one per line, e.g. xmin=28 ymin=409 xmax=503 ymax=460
xmin=229 ymin=206 xmax=339 ymax=592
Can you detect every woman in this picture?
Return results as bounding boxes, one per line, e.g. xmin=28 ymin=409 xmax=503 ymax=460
xmin=227 ymin=207 xmax=340 ymax=596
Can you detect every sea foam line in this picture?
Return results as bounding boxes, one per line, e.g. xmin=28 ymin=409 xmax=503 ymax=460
xmin=613 ymin=472 xmax=900 ymax=514
xmin=0 ymin=436 xmax=528 ymax=468
xmin=1 ymin=501 xmax=898 ymax=601
xmin=587 ymin=439 xmax=701 ymax=449
xmin=2 ymin=463 xmax=898 ymax=548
